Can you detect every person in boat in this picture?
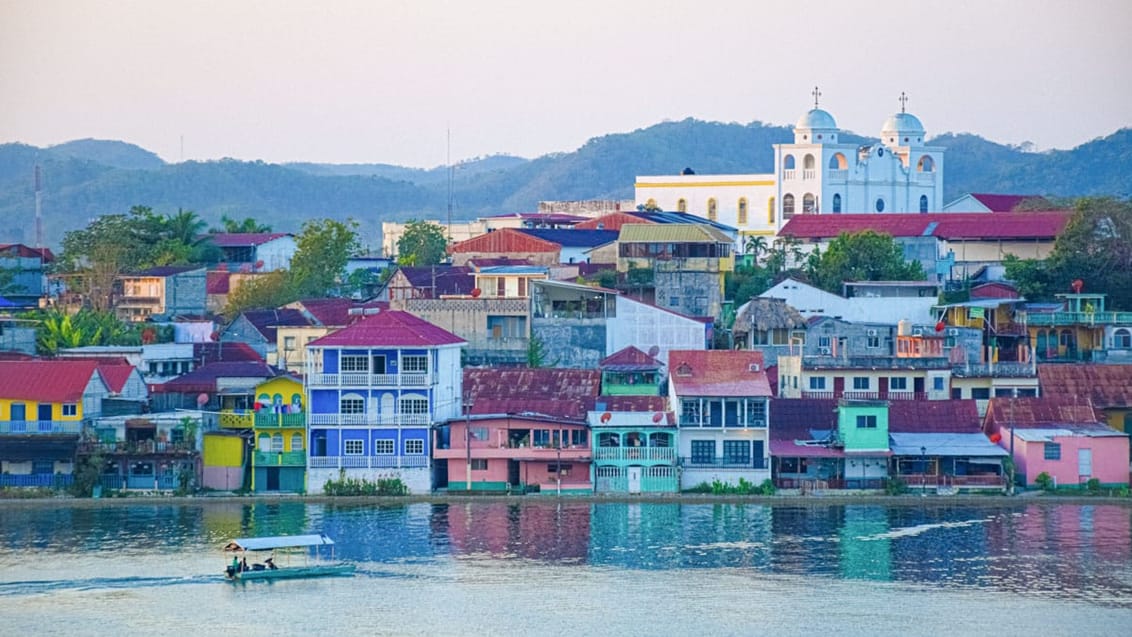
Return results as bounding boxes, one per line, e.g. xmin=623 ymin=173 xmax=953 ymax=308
xmin=265 ymin=557 xmax=277 ymax=570
xmin=241 ymin=557 xmax=249 ymax=572
xmin=228 ymin=556 xmax=239 ymax=577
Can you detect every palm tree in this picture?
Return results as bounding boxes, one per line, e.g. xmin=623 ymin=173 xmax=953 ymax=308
xmin=216 ymin=214 xmax=272 ymax=233
xmin=743 ymin=235 xmax=768 ymax=265
xmin=165 ymin=209 xmax=208 ymax=245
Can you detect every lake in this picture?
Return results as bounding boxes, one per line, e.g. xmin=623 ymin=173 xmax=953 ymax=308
xmin=1 ymin=499 xmax=1130 ymax=636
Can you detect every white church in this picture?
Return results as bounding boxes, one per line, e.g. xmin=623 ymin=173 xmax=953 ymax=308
xmin=634 ymin=89 xmax=946 ymax=240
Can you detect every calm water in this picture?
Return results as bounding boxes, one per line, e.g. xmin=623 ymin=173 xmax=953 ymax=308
xmin=1 ymin=499 xmax=1130 ymax=636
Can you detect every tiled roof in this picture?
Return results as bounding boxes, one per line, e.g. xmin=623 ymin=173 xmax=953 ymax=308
xmin=669 ymin=350 xmax=771 ymax=397
xmin=395 ymin=266 xmax=475 ymax=296
xmin=152 ymin=361 xmax=283 ymax=393
xmin=619 ymin=223 xmax=734 ymax=244
xmin=466 ymin=257 xmax=533 ymax=268
xmin=573 ymin=213 xmax=654 ymax=231
xmin=599 ymin=346 xmax=663 ymax=372
xmin=127 ymin=265 xmax=205 ymax=277
xmin=308 ymin=310 xmax=465 ymax=348
xmin=193 ymin=341 xmax=264 ymax=364
xmin=887 ymin=400 xmax=981 ymax=433
xmin=237 ymin=308 xmax=311 ymax=340
xmin=464 ymin=368 xmax=602 ymax=420
xmin=449 ymin=228 xmax=560 ymax=254
xmin=291 ymin=298 xmax=386 ymax=327
xmin=969 ymin=194 xmax=1050 ymax=212
xmin=206 ymin=271 xmax=230 ymax=294
xmin=779 ymin=212 xmax=1071 ymax=241
xmin=0 ymin=243 xmax=54 ymax=261
xmin=770 ymin=398 xmax=839 ymax=439
xmin=983 ymin=396 xmax=1104 ymax=430
xmin=1037 ymin=364 xmax=1132 ymax=408
xmin=516 ymin=229 xmax=619 ymax=248
xmin=207 ymin=233 xmax=291 ymax=247
xmin=0 ymin=360 xmax=103 ymax=402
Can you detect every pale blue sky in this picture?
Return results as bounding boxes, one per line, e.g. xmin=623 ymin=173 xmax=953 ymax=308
xmin=1 ymin=0 xmax=1129 ymax=168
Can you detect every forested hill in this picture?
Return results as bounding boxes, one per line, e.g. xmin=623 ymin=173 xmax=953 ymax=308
xmin=1 ymin=121 xmax=1128 ymax=250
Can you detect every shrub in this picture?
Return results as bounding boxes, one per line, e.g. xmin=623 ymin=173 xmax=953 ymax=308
xmin=1034 ymin=472 xmax=1054 ymax=491
xmin=1085 ymin=478 xmax=1101 ymax=492
xmin=323 ymin=470 xmax=409 ymax=496
xmin=683 ymin=482 xmax=713 ymax=494
xmin=885 ymin=478 xmax=909 ymax=496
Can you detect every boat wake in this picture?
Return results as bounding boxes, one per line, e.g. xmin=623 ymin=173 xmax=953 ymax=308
xmin=0 ymin=573 xmax=222 ymax=596
xmin=855 ymin=517 xmax=993 ymax=541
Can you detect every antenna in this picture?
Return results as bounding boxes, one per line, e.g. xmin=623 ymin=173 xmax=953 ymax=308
xmin=446 ymin=127 xmax=453 ymax=244
xmin=34 ymin=164 xmax=43 ymax=249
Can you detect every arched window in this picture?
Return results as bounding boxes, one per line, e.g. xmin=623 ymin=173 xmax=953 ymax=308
xmin=1115 ymin=328 xmax=1132 ymax=349
xmin=598 ymin=432 xmax=620 ymax=447
xmin=920 ymin=195 xmax=929 ymax=213
xmin=783 ymin=155 xmax=796 ymax=170
xmin=828 ymin=153 xmax=847 ymax=170
xmin=802 ymin=194 xmax=816 ymax=214
xmin=271 ymin=433 xmax=284 ymax=452
xmin=768 ymin=197 xmax=776 ymax=224
xmin=677 ymin=198 xmax=687 ymax=213
xmin=917 ymin=156 xmax=935 ymax=172
xmin=833 ymin=193 xmax=842 ymax=213
xmin=803 ymin=154 xmax=816 ymax=170
xmin=257 ymin=433 xmax=270 ymax=450
xmin=737 ymin=198 xmax=748 ymax=225
xmin=291 ymin=433 xmax=304 ymax=451
xmin=707 ymin=198 xmax=718 ymax=222
xmin=782 ymin=194 xmax=795 ymax=218
xmin=875 ymin=198 xmax=885 ymax=213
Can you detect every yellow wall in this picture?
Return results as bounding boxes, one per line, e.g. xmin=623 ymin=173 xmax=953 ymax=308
xmin=1105 ymin=409 xmax=1131 ymax=433
xmin=0 ymin=398 xmax=83 ymax=421
xmin=203 ymin=433 xmax=244 ymax=467
xmin=255 ymin=428 xmax=306 ymax=452
xmin=274 ymin=326 xmax=331 ymax=372
xmin=253 ymin=376 xmax=304 ymax=409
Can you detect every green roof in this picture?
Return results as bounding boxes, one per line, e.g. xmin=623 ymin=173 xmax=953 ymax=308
xmin=618 ymin=223 xmax=733 ymax=244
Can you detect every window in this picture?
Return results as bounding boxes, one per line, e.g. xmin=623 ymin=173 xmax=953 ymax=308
xmin=743 ymin=399 xmax=767 ymax=425
xmin=690 ymin=440 xmax=715 ymax=464
xmin=853 ymin=377 xmax=869 ymax=390
xmin=971 ymin=388 xmax=991 ymax=400
xmin=802 ymin=193 xmax=816 ymax=213
xmin=875 ymin=198 xmax=885 ymax=213
xmin=856 ymin=415 xmax=878 ymax=428
xmin=405 ymin=439 xmax=424 ymax=455
xmin=669 ymin=296 xmax=680 ymax=307
xmin=803 ymin=154 xmax=815 ymax=170
xmin=783 ymin=155 xmax=796 ymax=170
xmin=375 ymin=439 xmax=394 ymax=455
xmin=1044 ymin=442 xmax=1061 ymax=460
xmin=548 ymin=463 xmax=572 ymax=476
xmin=400 ymin=397 xmax=428 ymax=416
xmin=783 ymin=194 xmax=795 ymax=217
xmin=681 ymin=400 xmax=701 ymax=425
xmin=284 ymin=336 xmax=296 ymax=351
xmin=818 ymin=336 xmax=831 ymax=348
xmin=809 ymin=377 xmax=827 ymax=390
xmin=833 ymin=193 xmax=842 ymax=213
xmin=867 ymin=335 xmax=880 ymax=348
xmin=737 ymin=198 xmax=748 ymax=225
xmin=570 ymin=429 xmax=587 ymax=446
xmin=707 ymin=198 xmax=718 ymax=222
xmin=340 ymin=395 xmax=364 ymax=414
xmin=62 ymin=403 xmax=78 ymax=417
xmin=291 ymin=433 xmax=304 ymax=451
xmin=768 ymin=197 xmax=776 ymax=223
xmin=677 ymin=198 xmax=687 ymax=213
xmin=1114 ymin=328 xmax=1131 ymax=349
xmin=344 ymin=439 xmax=364 ymax=455
xmin=402 ymin=355 xmax=428 ymax=373
xmin=340 ymin=355 xmax=368 ymax=372
xmin=533 ymin=429 xmax=551 ymax=447
xmin=919 ymin=195 xmax=929 ymax=213
xmin=258 ymin=433 xmax=270 ymax=450
xmin=723 ymin=440 xmax=751 ymax=465
xmin=933 ymin=377 xmax=945 ymax=391
xmin=271 ymin=433 xmax=284 ymax=452
xmin=890 ymin=377 xmax=908 ymax=390
xmin=470 ymin=427 xmax=488 ymax=441
xmin=471 ymin=459 xmax=488 ymax=470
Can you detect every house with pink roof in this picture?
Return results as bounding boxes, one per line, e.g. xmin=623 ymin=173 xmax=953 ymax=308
xmin=208 ymin=232 xmax=296 ymax=271
xmin=668 ymin=350 xmax=772 ymax=488
xmin=305 ymin=310 xmax=465 ymax=494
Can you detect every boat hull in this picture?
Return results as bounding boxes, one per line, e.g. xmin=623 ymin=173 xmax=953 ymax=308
xmin=226 ymin=564 xmax=356 ymax=581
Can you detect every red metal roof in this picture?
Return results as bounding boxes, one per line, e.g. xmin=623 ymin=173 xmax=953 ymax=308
xmin=779 ymin=212 xmax=1071 ymax=241
xmin=969 ymin=282 xmax=1020 ymax=300
xmin=0 ymin=360 xmax=103 ymax=402
xmin=464 ymin=368 xmax=602 ymax=420
xmin=193 ymin=342 xmax=264 ymax=364
xmin=599 ymin=346 xmax=662 ymax=372
xmin=207 ymin=233 xmax=291 ymax=247
xmin=293 ymin=298 xmax=387 ymax=327
xmin=669 ymin=350 xmax=771 ymax=397
xmin=308 ymin=310 xmax=464 ymax=348
xmin=152 ymin=361 xmax=282 ymax=393
xmin=888 ymin=400 xmax=981 ymax=433
xmin=573 ymin=212 xmax=653 ymax=231
xmin=983 ymin=396 xmax=1104 ymax=431
xmin=969 ymin=194 xmax=1050 ymax=212
xmin=96 ymin=363 xmax=138 ymax=394
xmin=1037 ymin=364 xmax=1132 ymax=408
xmin=449 ymin=228 xmax=561 ymax=254
xmin=0 ymin=243 xmax=55 ymax=262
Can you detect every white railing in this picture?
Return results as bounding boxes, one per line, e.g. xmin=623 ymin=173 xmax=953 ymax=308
xmin=827 ymin=169 xmax=847 ymax=182
xmin=310 ymin=456 xmax=430 ymax=469
xmin=309 ymin=457 xmax=339 ymax=468
xmin=308 ymin=413 xmax=429 ymax=426
xmin=917 ymin=172 xmax=935 ymax=184
xmin=342 ymin=456 xmax=370 ymax=468
xmin=309 ymin=373 xmax=436 ymax=387
xmin=783 ymin=169 xmax=797 ymax=180
xmin=592 ymin=447 xmax=677 ymax=462
xmin=802 ymin=169 xmax=816 ymax=180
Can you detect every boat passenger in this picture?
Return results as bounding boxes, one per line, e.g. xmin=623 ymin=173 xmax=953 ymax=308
xmin=265 ymin=557 xmax=277 ymax=570
xmin=228 ymin=556 xmax=239 ymax=577
xmin=241 ymin=557 xmax=249 ymax=572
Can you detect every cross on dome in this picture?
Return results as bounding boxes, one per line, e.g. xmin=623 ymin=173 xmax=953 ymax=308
xmin=812 ymin=86 xmax=822 ymax=109
xmin=899 ymin=91 xmax=908 ymax=113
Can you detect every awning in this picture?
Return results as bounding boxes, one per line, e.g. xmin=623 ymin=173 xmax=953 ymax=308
xmin=224 ymin=534 xmax=335 ymax=552
xmin=0 ymin=436 xmax=79 ymax=461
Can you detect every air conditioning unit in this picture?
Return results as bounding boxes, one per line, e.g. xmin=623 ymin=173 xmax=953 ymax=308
xmin=748 ymin=363 xmax=761 ymax=372
xmin=912 ymin=327 xmax=924 ymax=336
xmin=866 ymin=329 xmax=878 ymax=336
xmin=749 ymin=419 xmax=765 ymax=428
xmin=818 ymin=346 xmax=831 ymax=355
xmin=947 ymin=328 xmax=959 ymax=336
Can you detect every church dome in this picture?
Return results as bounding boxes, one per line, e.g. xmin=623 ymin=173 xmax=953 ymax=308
xmin=880 ymin=112 xmax=925 ymax=137
xmin=795 ymin=108 xmax=837 ymax=130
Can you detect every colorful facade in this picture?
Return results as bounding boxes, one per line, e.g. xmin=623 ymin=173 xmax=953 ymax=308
xmin=217 ymin=376 xmax=307 ymax=493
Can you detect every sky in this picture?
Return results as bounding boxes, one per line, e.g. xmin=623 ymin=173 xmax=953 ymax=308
xmin=2 ymin=0 xmax=1130 ymax=168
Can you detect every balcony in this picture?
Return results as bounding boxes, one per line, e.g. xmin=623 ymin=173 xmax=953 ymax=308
xmin=307 ymin=413 xmax=430 ymax=426
xmin=253 ymin=450 xmax=306 ymax=466
xmin=783 ymin=169 xmax=797 ymax=180
xmin=827 ymin=169 xmax=847 ymax=183
xmin=799 ymin=390 xmax=928 ymax=401
xmin=219 ymin=412 xmax=307 ymax=429
xmin=1 ymin=420 xmax=83 ymax=435
xmin=593 ymin=447 xmax=676 ymax=462
xmin=802 ymin=169 xmax=816 ymax=180
xmin=78 ymin=441 xmax=196 ymax=455
xmin=1020 ymin=310 xmax=1132 ymax=326
xmin=308 ymin=455 xmax=429 ymax=469
xmin=952 ymin=362 xmax=1036 ymax=378
xmin=310 ymin=372 xmax=435 ymax=387
xmin=680 ymin=457 xmax=768 ymax=470
xmin=433 ymin=444 xmax=591 ymax=461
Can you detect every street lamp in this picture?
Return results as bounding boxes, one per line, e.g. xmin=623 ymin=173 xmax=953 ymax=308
xmin=555 ymin=430 xmax=562 ymax=497
xmin=463 ymin=392 xmax=473 ymax=492
xmin=920 ymin=446 xmax=927 ymax=497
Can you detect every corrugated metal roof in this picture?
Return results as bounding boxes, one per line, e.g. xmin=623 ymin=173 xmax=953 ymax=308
xmin=308 ymin=310 xmax=465 ymax=348
xmin=599 ymin=346 xmax=662 ymax=371
xmin=669 ymin=350 xmax=771 ymax=397
xmin=151 ymin=361 xmax=281 ymax=393
xmin=449 ymin=228 xmax=560 ymax=254
xmin=890 ymin=433 xmax=1008 ymax=457
xmin=983 ymin=396 xmax=1104 ymax=430
xmin=0 ymin=360 xmax=103 ymax=402
xmin=1012 ymin=427 xmax=1126 ymax=441
xmin=1038 ymin=364 xmax=1132 ymax=408
xmin=573 ymin=213 xmax=654 ymax=231
xmin=779 ymin=212 xmax=1071 ymax=240
xmin=516 ymin=229 xmax=619 ymax=248
xmin=969 ymin=194 xmax=1050 ymax=212
xmin=619 ymin=223 xmax=733 ymax=244
xmin=464 ymin=368 xmax=602 ymax=420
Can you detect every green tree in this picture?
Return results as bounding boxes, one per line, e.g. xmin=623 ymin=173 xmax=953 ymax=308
xmin=290 ymin=218 xmax=360 ymax=298
xmin=214 ymin=214 xmax=273 ymax=233
xmin=806 ymin=230 xmax=925 ymax=293
xmin=58 ymin=213 xmax=148 ymax=311
xmin=396 ymin=220 xmax=449 ymax=266
xmin=223 ymin=270 xmax=297 ymax=320
xmin=34 ymin=308 xmax=140 ymax=355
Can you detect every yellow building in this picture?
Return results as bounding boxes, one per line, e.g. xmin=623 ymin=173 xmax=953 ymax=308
xmin=216 ymin=376 xmax=307 ymax=493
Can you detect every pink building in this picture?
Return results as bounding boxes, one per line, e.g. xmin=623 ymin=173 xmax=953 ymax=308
xmin=984 ymin=397 xmax=1130 ymax=487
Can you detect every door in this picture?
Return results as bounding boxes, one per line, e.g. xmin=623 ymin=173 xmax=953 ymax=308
xmin=508 ymin=460 xmax=521 ymax=489
xmin=833 ymin=377 xmax=845 ymax=398
xmin=11 ymin=403 xmax=25 ymax=421
xmin=266 ymin=467 xmax=280 ymax=491
xmin=1078 ymin=448 xmax=1093 ymax=480
xmin=371 ymin=355 xmax=386 ymax=374
xmin=628 ymin=466 xmax=642 ymax=494
xmin=37 ymin=404 xmax=52 ymax=422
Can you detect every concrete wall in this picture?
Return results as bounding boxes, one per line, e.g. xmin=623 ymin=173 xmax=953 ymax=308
xmin=533 ymin=319 xmax=607 ymax=369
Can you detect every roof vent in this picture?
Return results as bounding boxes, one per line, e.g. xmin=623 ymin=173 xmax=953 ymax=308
xmin=748 ymin=363 xmax=761 ymax=372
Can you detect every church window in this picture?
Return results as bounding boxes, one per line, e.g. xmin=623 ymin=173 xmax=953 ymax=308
xmin=707 ymin=199 xmax=718 ymax=222
xmin=802 ymin=194 xmax=816 ymax=214
xmin=829 ymin=153 xmax=847 ymax=170
xmin=917 ymin=156 xmax=935 ymax=172
xmin=803 ymin=154 xmax=816 ymax=170
xmin=875 ymin=198 xmax=885 ymax=213
xmin=817 ymin=134 xmax=823 ymax=140
xmin=920 ymin=195 xmax=929 ymax=213
xmin=677 ymin=198 xmax=687 ymax=213
xmin=783 ymin=155 xmax=796 ymax=170
xmin=768 ymin=197 xmax=776 ymax=224
xmin=737 ymin=198 xmax=748 ymax=225
xmin=1115 ymin=328 xmax=1131 ymax=349
xmin=783 ymin=194 xmax=795 ymax=218
xmin=833 ymin=194 xmax=842 ymax=213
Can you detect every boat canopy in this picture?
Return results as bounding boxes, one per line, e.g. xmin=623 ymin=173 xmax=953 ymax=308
xmin=224 ymin=534 xmax=335 ymax=552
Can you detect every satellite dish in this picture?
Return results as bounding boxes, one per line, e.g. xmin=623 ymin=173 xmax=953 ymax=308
xmin=471 ymin=288 xmax=482 ymax=298
xmin=255 ymin=260 xmax=265 ymax=270
xmin=600 ymin=412 xmax=612 ymax=423
xmin=196 ymin=393 xmax=209 ymax=407
xmin=647 ymin=345 xmax=660 ymax=358
xmin=651 ymin=412 xmax=664 ymax=423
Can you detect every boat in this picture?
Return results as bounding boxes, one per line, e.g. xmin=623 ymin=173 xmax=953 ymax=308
xmin=223 ymin=533 xmax=356 ymax=581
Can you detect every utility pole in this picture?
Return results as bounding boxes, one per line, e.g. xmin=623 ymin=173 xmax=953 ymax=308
xmin=463 ymin=391 xmax=473 ymax=492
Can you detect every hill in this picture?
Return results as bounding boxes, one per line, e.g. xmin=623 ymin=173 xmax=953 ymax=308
xmin=0 ymin=123 xmax=1129 ymax=250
